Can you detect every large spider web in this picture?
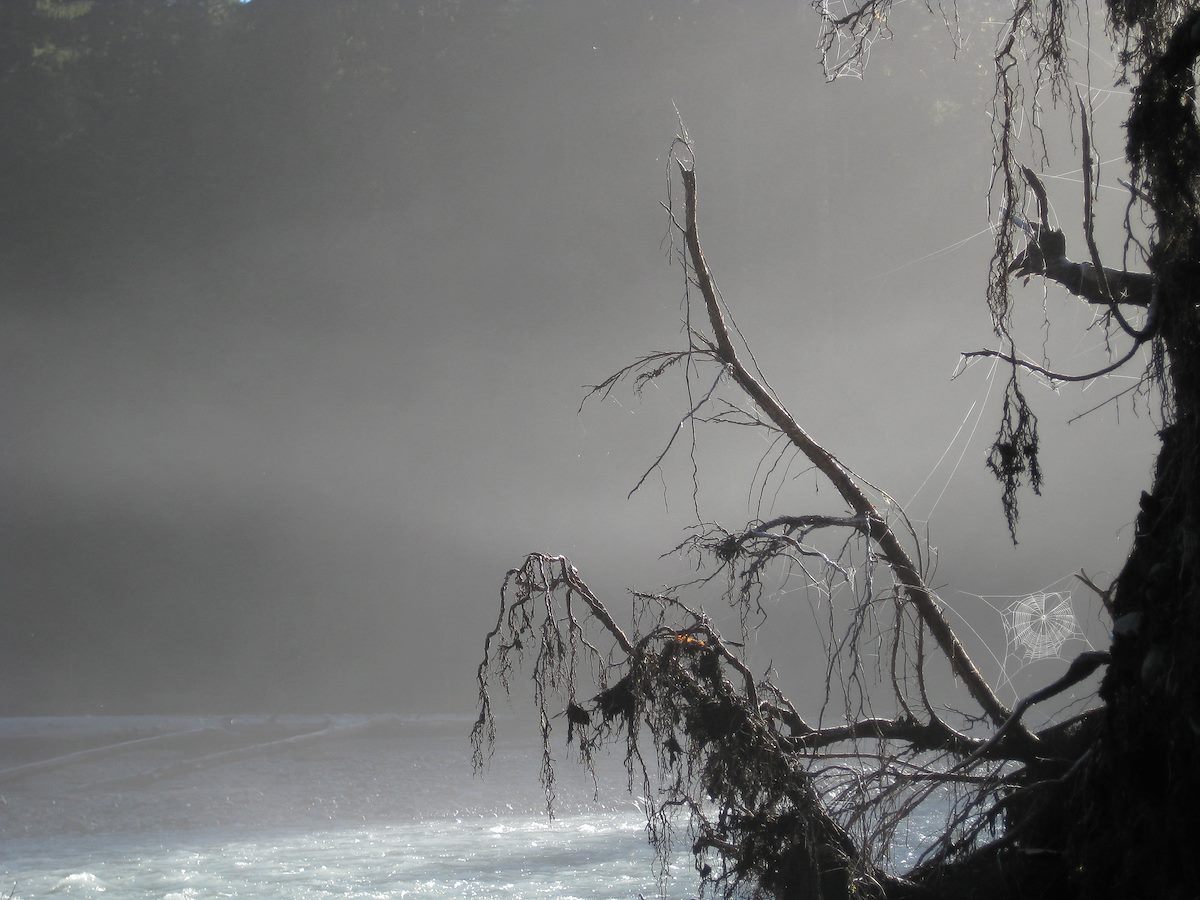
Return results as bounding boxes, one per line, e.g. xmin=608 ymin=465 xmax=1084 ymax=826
xmin=1001 ymin=591 xmax=1086 ymax=665
xmin=952 ymin=578 xmax=1096 ymax=699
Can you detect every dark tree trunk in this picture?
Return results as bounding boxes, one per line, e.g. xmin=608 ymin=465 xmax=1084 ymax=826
xmin=1068 ymin=14 xmax=1200 ymax=895
xmin=909 ymin=11 xmax=1200 ymax=898
xmin=1075 ymin=417 xmax=1200 ymax=898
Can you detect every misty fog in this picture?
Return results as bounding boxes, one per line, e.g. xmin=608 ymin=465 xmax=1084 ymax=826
xmin=1 ymin=0 xmax=1154 ymax=715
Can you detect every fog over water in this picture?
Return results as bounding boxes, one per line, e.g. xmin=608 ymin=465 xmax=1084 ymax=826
xmin=2 ymin=1 xmax=1154 ymax=716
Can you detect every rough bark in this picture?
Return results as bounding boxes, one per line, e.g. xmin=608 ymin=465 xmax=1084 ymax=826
xmin=1063 ymin=12 xmax=1200 ymax=896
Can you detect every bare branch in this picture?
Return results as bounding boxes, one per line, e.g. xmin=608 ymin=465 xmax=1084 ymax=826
xmin=1075 ymin=569 xmax=1116 ymax=618
xmin=625 ymin=369 xmax=725 ymax=500
xmin=676 ymin=154 xmax=1017 ymax=733
xmin=1079 ymin=104 xmax=1157 ymax=341
xmin=1008 ymin=168 xmax=1156 ymax=310
xmin=961 ymin=338 xmax=1143 ymax=383
xmin=814 ymin=0 xmax=896 ymax=79
xmin=951 ymin=651 xmax=1110 ymax=771
xmin=763 ymin=704 xmax=987 ymax=759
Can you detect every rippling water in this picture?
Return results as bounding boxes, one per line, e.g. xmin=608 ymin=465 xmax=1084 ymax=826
xmin=3 ymin=815 xmax=680 ymax=898
xmin=0 ymin=715 xmax=695 ymax=898
xmin=0 ymin=715 xmax=946 ymax=898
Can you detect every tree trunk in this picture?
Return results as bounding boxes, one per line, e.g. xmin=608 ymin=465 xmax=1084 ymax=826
xmin=1070 ymin=329 xmax=1200 ymax=898
xmin=1067 ymin=14 xmax=1200 ymax=894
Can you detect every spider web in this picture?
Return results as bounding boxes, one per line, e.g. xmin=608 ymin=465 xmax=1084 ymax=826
xmin=954 ymin=577 xmax=1096 ymax=700
xmin=816 ymin=0 xmax=893 ymax=79
xmin=1002 ymin=591 xmax=1086 ymax=665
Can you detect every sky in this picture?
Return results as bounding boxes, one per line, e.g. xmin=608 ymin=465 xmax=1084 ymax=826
xmin=1 ymin=0 xmax=1158 ymax=715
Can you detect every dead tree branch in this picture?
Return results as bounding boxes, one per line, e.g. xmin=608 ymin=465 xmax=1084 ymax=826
xmin=1007 ymin=169 xmax=1155 ymax=310
xmin=471 ymin=141 xmax=1118 ymax=898
xmin=675 ymin=156 xmax=1019 ymax=736
xmin=965 ymin=165 xmax=1158 ymax=384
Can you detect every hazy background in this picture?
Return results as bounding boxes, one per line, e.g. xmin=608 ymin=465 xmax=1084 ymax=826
xmin=1 ymin=0 xmax=1155 ymax=714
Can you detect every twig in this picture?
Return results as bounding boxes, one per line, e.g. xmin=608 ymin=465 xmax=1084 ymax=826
xmin=677 ymin=154 xmax=1017 ymax=732
xmin=961 ymin=339 xmax=1142 ymax=383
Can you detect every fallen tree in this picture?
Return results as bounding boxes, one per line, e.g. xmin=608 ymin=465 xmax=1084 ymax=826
xmin=472 ymin=1 xmax=1200 ymax=896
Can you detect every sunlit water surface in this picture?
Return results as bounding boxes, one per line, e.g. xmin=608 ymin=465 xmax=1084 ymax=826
xmin=0 ymin=716 xmax=945 ymax=898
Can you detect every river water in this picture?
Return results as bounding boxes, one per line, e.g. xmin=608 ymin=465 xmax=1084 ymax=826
xmin=0 ymin=715 xmax=943 ymax=898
